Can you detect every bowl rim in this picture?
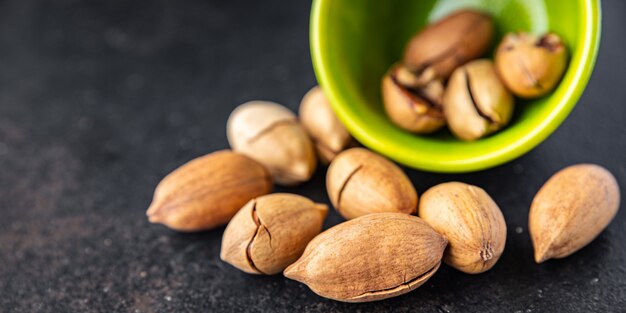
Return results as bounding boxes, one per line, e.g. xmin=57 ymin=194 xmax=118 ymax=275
xmin=310 ymin=0 xmax=602 ymax=173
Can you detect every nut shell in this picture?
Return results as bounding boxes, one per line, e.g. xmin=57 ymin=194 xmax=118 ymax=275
xmin=419 ymin=182 xmax=507 ymax=274
xmin=227 ymin=101 xmax=317 ymax=186
xmin=444 ymin=59 xmax=514 ymax=141
xmin=403 ymin=9 xmax=494 ymax=79
xmin=382 ymin=64 xmax=446 ymax=134
xmin=146 ymin=150 xmax=272 ymax=232
xmin=284 ymin=213 xmax=447 ymax=302
xmin=221 ymin=193 xmax=328 ymax=275
xmin=529 ymin=164 xmax=620 ymax=263
xmin=495 ymin=32 xmax=568 ymax=98
xmin=326 ymin=148 xmax=418 ymax=219
xmin=299 ymin=86 xmax=354 ymax=163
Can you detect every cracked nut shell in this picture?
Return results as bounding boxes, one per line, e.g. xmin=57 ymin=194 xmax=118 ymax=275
xmin=419 ymin=182 xmax=507 ymax=274
xmin=444 ymin=59 xmax=514 ymax=141
xmin=146 ymin=150 xmax=272 ymax=232
xmin=403 ymin=9 xmax=494 ymax=79
xmin=221 ymin=193 xmax=328 ymax=275
xmin=227 ymin=101 xmax=317 ymax=186
xmin=326 ymin=148 xmax=418 ymax=220
xmin=530 ymin=164 xmax=620 ymax=263
xmin=495 ymin=32 xmax=568 ymax=98
xmin=382 ymin=64 xmax=446 ymax=133
xmin=284 ymin=213 xmax=447 ymax=302
xmin=299 ymin=86 xmax=354 ymax=163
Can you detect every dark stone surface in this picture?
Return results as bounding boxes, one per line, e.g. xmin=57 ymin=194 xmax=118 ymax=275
xmin=0 ymin=0 xmax=625 ymax=312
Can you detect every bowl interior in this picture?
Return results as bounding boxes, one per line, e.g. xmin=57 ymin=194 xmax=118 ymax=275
xmin=311 ymin=0 xmax=600 ymax=172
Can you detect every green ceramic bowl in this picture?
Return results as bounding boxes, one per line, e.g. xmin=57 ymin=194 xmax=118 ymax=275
xmin=311 ymin=0 xmax=601 ymax=173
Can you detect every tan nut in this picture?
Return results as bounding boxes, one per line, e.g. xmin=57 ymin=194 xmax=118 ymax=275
xmin=382 ymin=64 xmax=446 ymax=133
xmin=221 ymin=193 xmax=328 ymax=275
xmin=495 ymin=32 xmax=568 ymax=98
xmin=326 ymin=148 xmax=418 ymax=219
xmin=284 ymin=213 xmax=447 ymax=302
xmin=444 ymin=59 xmax=514 ymax=141
xmin=146 ymin=150 xmax=272 ymax=232
xmin=227 ymin=101 xmax=317 ymax=186
xmin=419 ymin=182 xmax=507 ymax=274
xmin=530 ymin=164 xmax=620 ymax=263
xmin=403 ymin=9 xmax=494 ymax=79
xmin=299 ymin=86 xmax=354 ymax=163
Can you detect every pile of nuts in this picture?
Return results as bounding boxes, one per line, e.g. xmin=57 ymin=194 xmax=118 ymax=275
xmin=147 ymin=81 xmax=620 ymax=302
xmin=383 ymin=9 xmax=569 ymax=140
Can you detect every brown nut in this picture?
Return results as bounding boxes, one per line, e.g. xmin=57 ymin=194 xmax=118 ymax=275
xmin=146 ymin=150 xmax=272 ymax=232
xmin=284 ymin=213 xmax=447 ymax=302
xmin=419 ymin=182 xmax=507 ymax=274
xmin=382 ymin=64 xmax=446 ymax=133
xmin=403 ymin=9 xmax=494 ymax=79
xmin=530 ymin=164 xmax=620 ymax=263
xmin=221 ymin=193 xmax=328 ymax=275
xmin=495 ymin=32 xmax=568 ymax=98
xmin=444 ymin=59 xmax=514 ymax=141
xmin=227 ymin=101 xmax=317 ymax=186
xmin=326 ymin=148 xmax=418 ymax=219
xmin=299 ymin=86 xmax=355 ymax=164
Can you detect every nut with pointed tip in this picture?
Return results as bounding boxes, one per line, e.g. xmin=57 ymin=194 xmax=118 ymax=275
xmin=403 ymin=9 xmax=494 ymax=79
xmin=299 ymin=86 xmax=355 ymax=164
xmin=495 ymin=32 xmax=568 ymax=99
xmin=419 ymin=182 xmax=507 ymax=274
xmin=227 ymin=101 xmax=317 ymax=186
xmin=529 ymin=164 xmax=620 ymax=263
xmin=146 ymin=150 xmax=272 ymax=232
xmin=220 ymin=193 xmax=328 ymax=275
xmin=444 ymin=59 xmax=514 ymax=141
xmin=284 ymin=213 xmax=447 ymax=302
xmin=326 ymin=148 xmax=418 ymax=220
xmin=382 ymin=63 xmax=446 ymax=133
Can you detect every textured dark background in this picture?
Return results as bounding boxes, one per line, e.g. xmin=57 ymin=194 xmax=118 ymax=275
xmin=1 ymin=0 xmax=625 ymax=312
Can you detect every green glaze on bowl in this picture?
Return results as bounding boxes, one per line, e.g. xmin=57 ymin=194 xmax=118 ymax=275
xmin=311 ymin=0 xmax=601 ymax=173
